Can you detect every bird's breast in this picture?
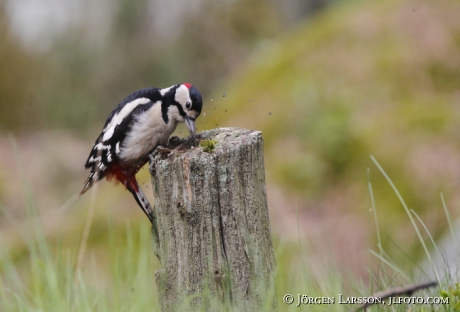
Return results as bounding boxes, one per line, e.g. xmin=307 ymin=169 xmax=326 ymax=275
xmin=118 ymin=104 xmax=178 ymax=163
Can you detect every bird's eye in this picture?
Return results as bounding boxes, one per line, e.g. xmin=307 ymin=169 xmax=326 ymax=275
xmin=186 ymin=101 xmax=192 ymax=110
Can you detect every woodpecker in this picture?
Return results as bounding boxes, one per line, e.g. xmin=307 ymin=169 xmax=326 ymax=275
xmin=80 ymin=83 xmax=203 ymax=223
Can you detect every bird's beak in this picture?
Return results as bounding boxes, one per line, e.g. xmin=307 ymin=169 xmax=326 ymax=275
xmin=184 ymin=116 xmax=196 ymax=137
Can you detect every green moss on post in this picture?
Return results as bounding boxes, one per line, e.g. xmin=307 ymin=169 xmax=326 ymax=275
xmin=199 ymin=139 xmax=217 ymax=153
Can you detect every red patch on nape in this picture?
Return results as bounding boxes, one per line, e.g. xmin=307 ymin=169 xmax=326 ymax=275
xmin=183 ymin=83 xmax=192 ymax=89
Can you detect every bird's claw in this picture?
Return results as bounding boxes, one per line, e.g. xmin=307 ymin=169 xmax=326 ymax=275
xmin=168 ymin=136 xmax=181 ymax=146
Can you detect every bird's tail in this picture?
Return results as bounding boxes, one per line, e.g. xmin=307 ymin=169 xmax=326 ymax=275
xmin=126 ymin=179 xmax=155 ymax=224
xmin=80 ymin=174 xmax=95 ymax=196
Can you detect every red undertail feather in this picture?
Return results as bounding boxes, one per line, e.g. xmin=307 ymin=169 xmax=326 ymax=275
xmin=105 ymin=162 xmax=140 ymax=192
xmin=92 ymin=160 xmax=155 ymax=223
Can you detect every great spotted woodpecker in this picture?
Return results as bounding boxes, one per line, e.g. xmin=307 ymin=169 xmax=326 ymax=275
xmin=80 ymin=83 xmax=203 ymax=223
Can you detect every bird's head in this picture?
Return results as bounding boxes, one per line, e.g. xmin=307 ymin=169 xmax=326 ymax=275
xmin=174 ymin=83 xmax=203 ymax=137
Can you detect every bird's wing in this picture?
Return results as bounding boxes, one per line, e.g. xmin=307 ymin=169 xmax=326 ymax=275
xmin=80 ymin=89 xmax=160 ymax=195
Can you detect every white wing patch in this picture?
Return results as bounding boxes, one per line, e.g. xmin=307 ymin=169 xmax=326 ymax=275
xmin=103 ymin=126 xmax=115 ymax=141
xmin=103 ymin=97 xmax=151 ymax=131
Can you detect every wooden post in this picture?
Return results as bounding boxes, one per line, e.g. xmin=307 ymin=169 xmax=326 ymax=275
xmin=149 ymin=127 xmax=277 ymax=312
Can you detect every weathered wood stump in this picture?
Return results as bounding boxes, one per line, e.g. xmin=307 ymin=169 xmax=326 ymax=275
xmin=149 ymin=127 xmax=277 ymax=312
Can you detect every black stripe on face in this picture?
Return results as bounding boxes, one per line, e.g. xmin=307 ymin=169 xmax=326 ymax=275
xmin=174 ymin=103 xmax=187 ymax=117
xmin=161 ymin=85 xmax=194 ymax=124
xmin=161 ymin=102 xmax=169 ymax=124
xmin=161 ymin=85 xmax=184 ymax=124
xmin=161 ymin=102 xmax=187 ymax=124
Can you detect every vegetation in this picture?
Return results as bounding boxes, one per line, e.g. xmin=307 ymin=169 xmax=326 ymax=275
xmin=0 ymin=158 xmax=457 ymax=310
xmin=212 ymin=0 xmax=460 ymax=267
xmin=199 ymin=139 xmax=217 ymax=153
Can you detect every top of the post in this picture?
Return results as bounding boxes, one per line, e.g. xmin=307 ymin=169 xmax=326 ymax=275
xmin=149 ymin=127 xmax=263 ymax=164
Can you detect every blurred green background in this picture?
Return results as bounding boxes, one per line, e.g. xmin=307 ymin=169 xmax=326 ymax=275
xmin=1 ymin=0 xmax=460 ymax=307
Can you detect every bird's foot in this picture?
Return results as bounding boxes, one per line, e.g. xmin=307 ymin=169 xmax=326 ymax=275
xmin=168 ymin=136 xmax=181 ymax=147
xmin=153 ymin=146 xmax=170 ymax=159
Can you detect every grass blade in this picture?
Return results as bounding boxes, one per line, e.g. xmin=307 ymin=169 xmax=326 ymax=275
xmin=370 ymin=155 xmax=440 ymax=283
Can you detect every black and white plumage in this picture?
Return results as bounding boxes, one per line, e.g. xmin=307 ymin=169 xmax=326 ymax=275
xmin=80 ymin=83 xmax=203 ymax=222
